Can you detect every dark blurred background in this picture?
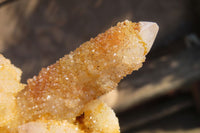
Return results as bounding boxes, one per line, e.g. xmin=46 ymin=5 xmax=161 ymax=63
xmin=0 ymin=0 xmax=200 ymax=132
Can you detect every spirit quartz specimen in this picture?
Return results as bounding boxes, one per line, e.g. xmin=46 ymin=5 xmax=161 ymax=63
xmin=16 ymin=20 xmax=159 ymax=125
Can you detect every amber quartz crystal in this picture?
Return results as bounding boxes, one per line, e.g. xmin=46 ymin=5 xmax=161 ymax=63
xmin=16 ymin=20 xmax=158 ymax=124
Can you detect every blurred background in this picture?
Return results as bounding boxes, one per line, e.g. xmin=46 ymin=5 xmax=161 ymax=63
xmin=0 ymin=0 xmax=200 ymax=132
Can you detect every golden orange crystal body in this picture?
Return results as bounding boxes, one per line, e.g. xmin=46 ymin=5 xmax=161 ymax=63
xmin=16 ymin=20 xmax=147 ymax=123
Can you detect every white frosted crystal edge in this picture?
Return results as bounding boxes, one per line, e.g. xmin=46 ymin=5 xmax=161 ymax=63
xmin=139 ymin=21 xmax=159 ymax=53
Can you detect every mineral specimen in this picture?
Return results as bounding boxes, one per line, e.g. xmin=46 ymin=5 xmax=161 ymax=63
xmin=16 ymin=20 xmax=159 ymax=124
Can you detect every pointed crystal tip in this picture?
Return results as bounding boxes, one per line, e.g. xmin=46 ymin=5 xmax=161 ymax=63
xmin=139 ymin=21 xmax=159 ymax=53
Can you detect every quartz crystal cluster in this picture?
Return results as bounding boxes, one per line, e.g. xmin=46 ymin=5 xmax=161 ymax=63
xmin=0 ymin=55 xmax=25 ymax=132
xmin=0 ymin=20 xmax=158 ymax=133
xmin=17 ymin=20 xmax=158 ymax=122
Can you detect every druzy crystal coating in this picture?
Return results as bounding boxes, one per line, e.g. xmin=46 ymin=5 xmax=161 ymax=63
xmin=0 ymin=20 xmax=159 ymax=132
xmin=16 ymin=20 xmax=158 ymax=124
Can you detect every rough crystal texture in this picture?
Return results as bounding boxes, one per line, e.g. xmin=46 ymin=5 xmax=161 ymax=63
xmin=17 ymin=100 xmax=120 ymax=133
xmin=0 ymin=55 xmax=24 ymax=94
xmin=18 ymin=120 xmax=84 ymax=133
xmin=77 ymin=99 xmax=120 ymax=133
xmin=16 ymin=20 xmax=147 ymax=123
xmin=0 ymin=54 xmax=24 ymax=128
